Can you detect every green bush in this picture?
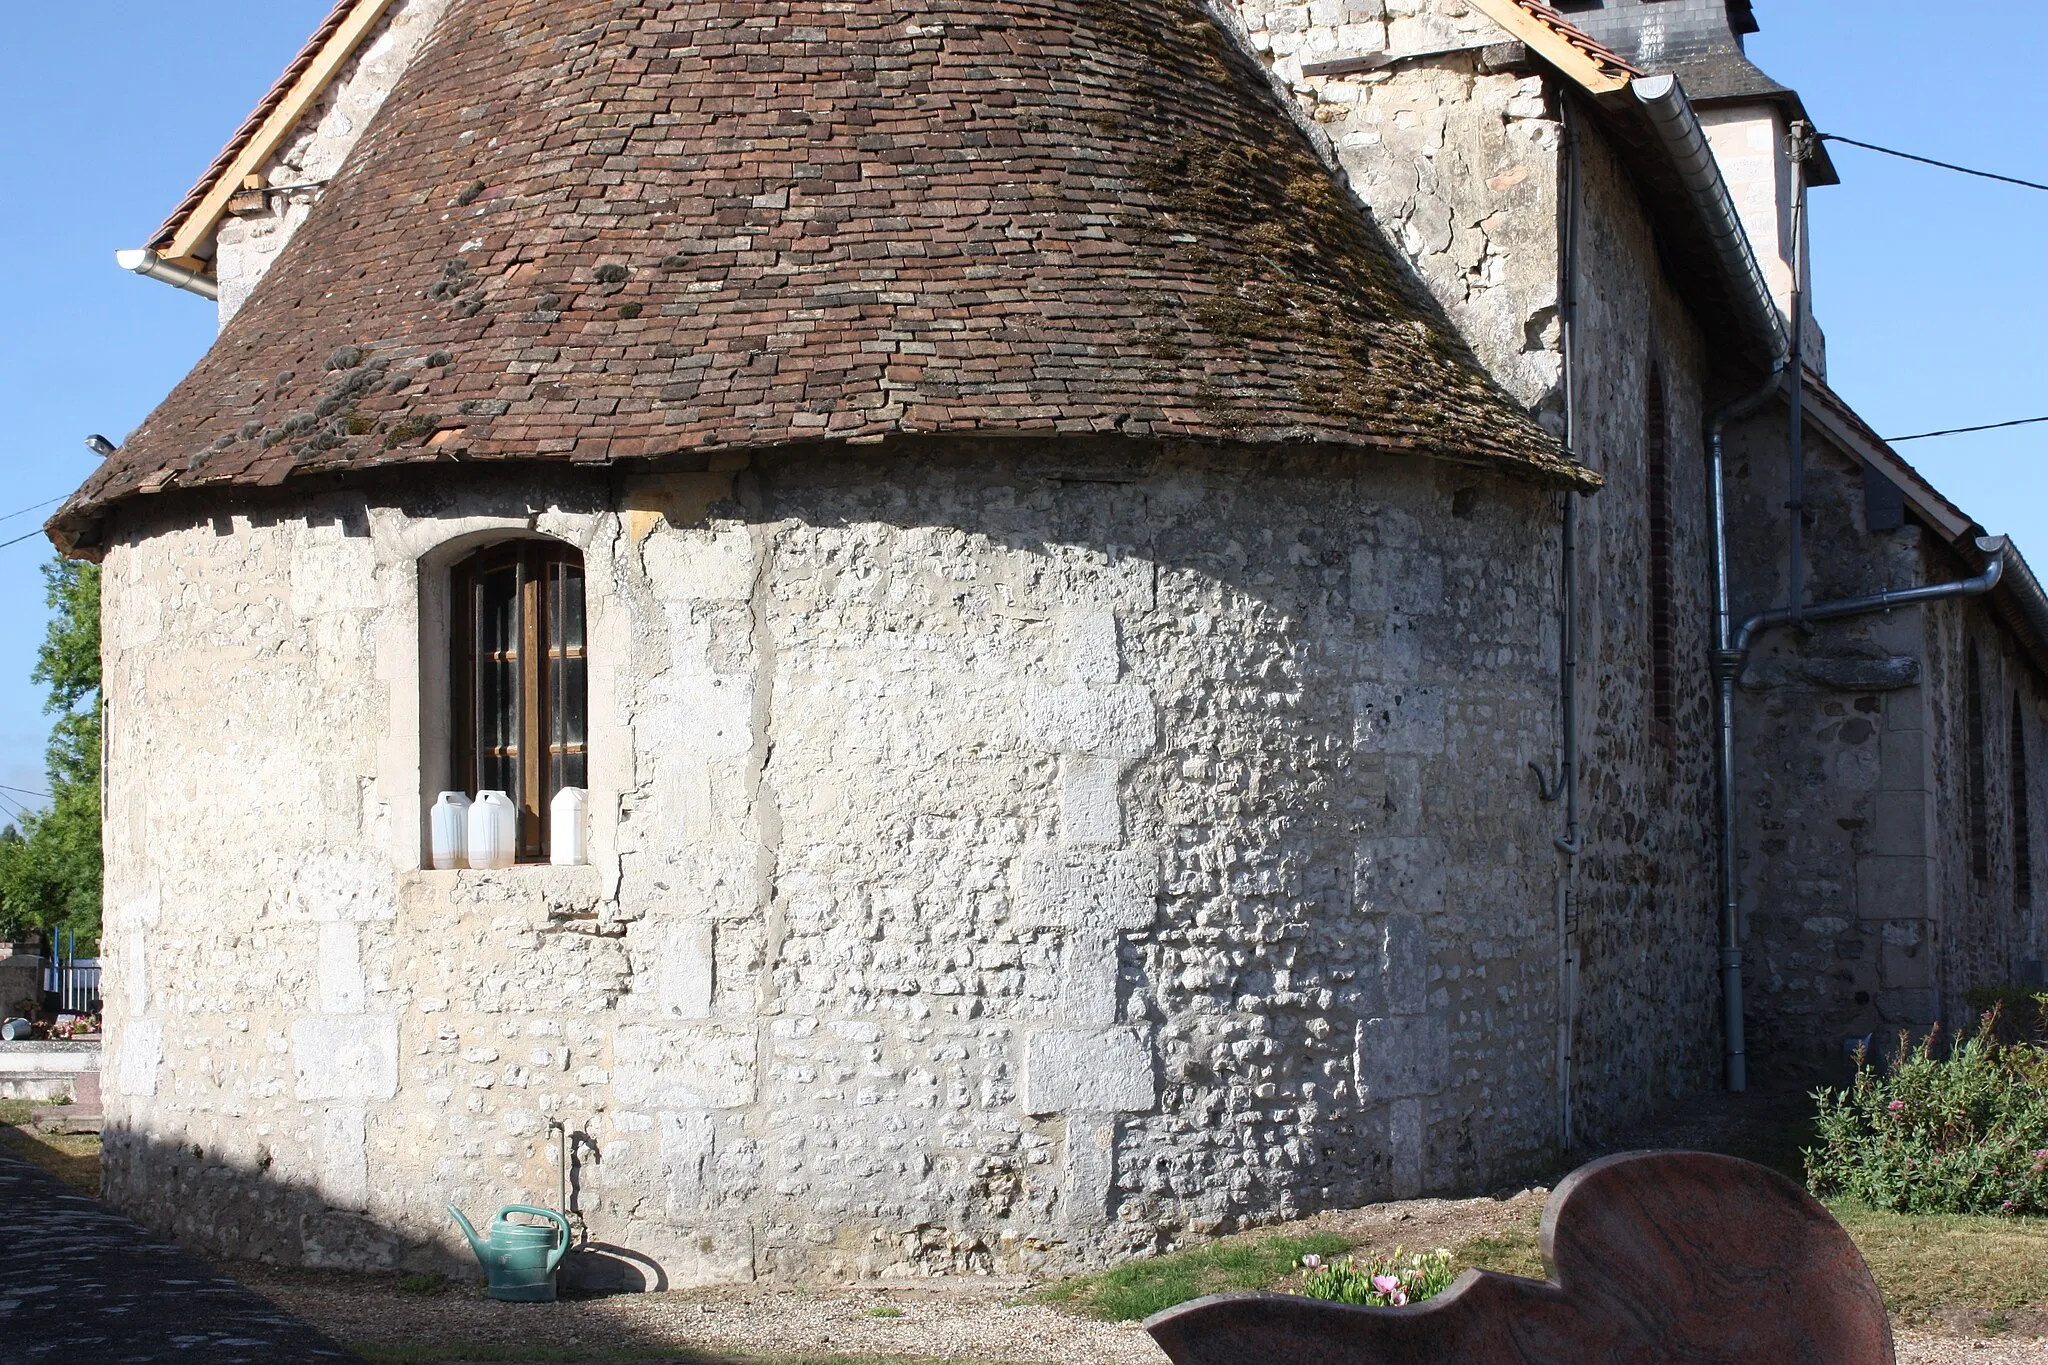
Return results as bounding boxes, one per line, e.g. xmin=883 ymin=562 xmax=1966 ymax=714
xmin=1806 ymin=1008 xmax=2048 ymax=1215
xmin=1964 ymin=987 xmax=2048 ymax=1046
xmin=1299 ymin=1247 xmax=1457 ymax=1308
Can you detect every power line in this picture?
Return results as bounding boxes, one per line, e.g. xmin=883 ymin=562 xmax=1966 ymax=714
xmin=1820 ymin=133 xmax=2048 ymax=193
xmin=0 ymin=496 xmax=64 ymax=527
xmin=0 ymin=783 xmax=53 ymax=800
xmin=1889 ymin=415 xmax=2048 ymax=443
xmin=0 ymin=526 xmax=53 ymax=552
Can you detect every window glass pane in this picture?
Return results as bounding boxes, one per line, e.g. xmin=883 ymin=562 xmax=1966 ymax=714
xmin=547 ymin=558 xmax=589 ymax=796
xmin=475 ymin=561 xmax=522 ymax=805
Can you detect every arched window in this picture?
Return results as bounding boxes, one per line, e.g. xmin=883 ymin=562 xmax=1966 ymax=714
xmin=451 ymin=542 xmax=587 ymax=861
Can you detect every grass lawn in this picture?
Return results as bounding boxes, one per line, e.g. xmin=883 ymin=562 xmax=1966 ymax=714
xmin=1036 ymin=1193 xmax=2048 ymax=1327
xmin=1037 ymin=1216 xmax=1548 ymax=1322
xmin=1832 ymin=1201 xmax=2048 ymax=1322
xmin=0 ymin=1097 xmax=101 ymax=1197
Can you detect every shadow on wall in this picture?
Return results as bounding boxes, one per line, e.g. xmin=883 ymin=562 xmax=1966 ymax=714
xmin=101 ymin=1119 xmax=669 ymax=1294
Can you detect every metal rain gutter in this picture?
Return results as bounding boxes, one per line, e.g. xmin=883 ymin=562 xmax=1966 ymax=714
xmin=1632 ymin=73 xmax=1788 ymax=363
xmin=115 ymin=248 xmax=220 ymax=301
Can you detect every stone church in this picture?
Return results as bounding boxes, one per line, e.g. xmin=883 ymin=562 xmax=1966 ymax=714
xmin=55 ymin=0 xmax=2048 ymax=1282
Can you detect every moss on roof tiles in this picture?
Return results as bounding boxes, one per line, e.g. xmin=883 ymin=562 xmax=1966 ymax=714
xmin=54 ymin=0 xmax=1591 ymax=553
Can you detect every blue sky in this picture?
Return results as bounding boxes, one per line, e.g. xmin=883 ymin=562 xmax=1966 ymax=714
xmin=0 ymin=1 xmax=2041 ymax=814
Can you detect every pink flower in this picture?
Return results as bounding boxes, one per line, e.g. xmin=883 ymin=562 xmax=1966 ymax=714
xmin=1888 ymin=1100 xmax=1905 ymax=1113
xmin=1300 ymin=1255 xmax=1322 ymax=1270
xmin=1372 ymin=1273 xmax=1401 ymax=1298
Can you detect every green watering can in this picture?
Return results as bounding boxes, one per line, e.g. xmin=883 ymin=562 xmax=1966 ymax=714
xmin=449 ymin=1204 xmax=572 ymax=1302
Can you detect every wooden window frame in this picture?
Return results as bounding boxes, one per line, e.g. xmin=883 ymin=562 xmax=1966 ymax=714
xmin=450 ymin=541 xmax=587 ymax=862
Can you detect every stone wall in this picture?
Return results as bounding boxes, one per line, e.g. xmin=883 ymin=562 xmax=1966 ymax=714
xmin=99 ymin=441 xmax=1587 ymax=1281
xmin=213 ymin=0 xmax=450 ymax=324
xmin=1723 ymin=403 xmax=2048 ymax=1078
xmin=1226 ymin=0 xmax=1727 ymax=1134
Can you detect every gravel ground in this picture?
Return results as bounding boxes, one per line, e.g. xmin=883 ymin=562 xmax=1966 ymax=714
xmin=234 ymin=1184 xmax=2048 ymax=1365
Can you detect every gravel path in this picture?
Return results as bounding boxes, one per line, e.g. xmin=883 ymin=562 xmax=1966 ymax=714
xmin=0 ymin=1146 xmax=358 ymax=1364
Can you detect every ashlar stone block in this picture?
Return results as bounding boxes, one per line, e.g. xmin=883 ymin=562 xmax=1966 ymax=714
xmin=1059 ymin=755 xmax=1125 ymax=847
xmin=1351 ymin=545 xmax=1445 ymax=615
xmin=1355 ymin=1014 xmax=1448 ymax=1102
xmin=291 ymin=1015 xmax=400 ymax=1102
xmin=655 ymin=921 xmax=715 ymax=1020
xmin=118 ymin=1017 xmax=163 ymax=1098
xmin=660 ymin=1110 xmax=717 ymax=1219
xmin=1024 ymin=1027 xmax=1155 ymax=1116
xmin=1357 ymin=837 xmax=1446 ymax=915
xmin=1016 ymin=846 xmax=1160 ymax=932
xmin=1061 ymin=611 xmax=1122 ymax=685
xmin=614 ymin=1023 xmax=757 ymax=1110
xmin=1354 ymin=683 xmax=1445 ymax=754
xmin=1382 ymin=913 xmax=1429 ymax=1015
xmin=1024 ymin=683 xmax=1156 ymax=758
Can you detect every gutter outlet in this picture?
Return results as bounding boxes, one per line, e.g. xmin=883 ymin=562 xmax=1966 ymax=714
xmin=116 ymin=249 xmax=220 ymax=302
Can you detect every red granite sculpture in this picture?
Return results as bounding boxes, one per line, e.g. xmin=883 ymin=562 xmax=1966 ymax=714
xmin=1146 ymin=1151 xmax=1894 ymax=1365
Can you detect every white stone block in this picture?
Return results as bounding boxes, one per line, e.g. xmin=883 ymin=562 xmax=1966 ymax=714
xmin=318 ymin=922 xmax=366 ymax=1015
xmin=1351 ymin=545 xmax=1445 ymax=615
xmin=1357 ymin=837 xmax=1445 ymax=914
xmin=291 ymin=532 xmax=379 ymax=618
xmin=1382 ymin=913 xmax=1428 ymax=1015
xmin=1060 ymin=755 xmax=1125 ymax=847
xmin=288 ymin=850 xmax=398 ymax=924
xmin=1389 ymin=1096 xmax=1424 ymax=1199
xmin=1062 ymin=1116 xmax=1116 ymax=1226
xmin=1016 ymin=847 xmax=1159 ymax=931
xmin=660 ymin=1110 xmax=717 ymax=1218
xmin=1061 ymin=611 xmax=1122 ymax=685
xmin=118 ymin=1018 xmax=163 ymax=1098
xmin=1354 ymin=683 xmax=1444 ymax=753
xmin=319 ymin=1106 xmax=370 ymax=1212
xmin=1060 ymin=930 xmax=1122 ymax=1029
xmin=656 ymin=922 xmax=715 ymax=1020
xmin=292 ymin=1016 xmax=400 ymax=1101
xmin=1356 ymin=1014 xmax=1447 ymax=1101
xmin=1024 ymin=1027 xmax=1154 ymax=1116
xmin=1024 ymin=683 xmax=1155 ymax=758
xmin=125 ymin=934 xmax=148 ymax=1018
xmin=614 ymin=1024 xmax=757 ymax=1110
xmin=642 ymin=528 xmax=757 ymax=603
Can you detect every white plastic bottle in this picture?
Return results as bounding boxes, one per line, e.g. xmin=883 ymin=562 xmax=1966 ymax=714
xmin=430 ymin=792 xmax=473 ymax=870
xmin=550 ymin=787 xmax=588 ymax=867
xmin=468 ymin=791 xmax=519 ymax=870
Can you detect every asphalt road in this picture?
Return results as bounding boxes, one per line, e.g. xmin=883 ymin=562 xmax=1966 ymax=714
xmin=0 ymin=1146 xmax=360 ymax=1363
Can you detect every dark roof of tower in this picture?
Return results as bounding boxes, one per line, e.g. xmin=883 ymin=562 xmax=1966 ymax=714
xmin=54 ymin=0 xmax=1593 ymax=554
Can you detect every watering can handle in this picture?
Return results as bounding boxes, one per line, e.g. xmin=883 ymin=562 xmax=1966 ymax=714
xmin=499 ymin=1204 xmax=574 ymax=1274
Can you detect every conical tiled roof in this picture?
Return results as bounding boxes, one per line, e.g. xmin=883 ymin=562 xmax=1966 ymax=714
xmin=55 ymin=0 xmax=1591 ymax=553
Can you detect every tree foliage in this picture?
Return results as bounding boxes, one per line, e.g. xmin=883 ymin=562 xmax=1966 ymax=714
xmin=0 ymin=558 xmax=102 ymax=949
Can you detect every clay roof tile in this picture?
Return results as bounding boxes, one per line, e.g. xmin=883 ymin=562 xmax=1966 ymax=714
xmin=56 ymin=0 xmax=1593 ymax=554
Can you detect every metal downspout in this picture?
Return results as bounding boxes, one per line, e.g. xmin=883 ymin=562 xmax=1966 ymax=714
xmin=1555 ymin=99 xmax=1585 ymax=1150
xmin=1708 ymin=367 xmax=1787 ymax=1093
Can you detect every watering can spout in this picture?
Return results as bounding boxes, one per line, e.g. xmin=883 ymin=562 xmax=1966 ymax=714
xmin=448 ymin=1205 xmax=486 ymax=1261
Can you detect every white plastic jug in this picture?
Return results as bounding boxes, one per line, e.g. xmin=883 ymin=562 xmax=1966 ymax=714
xmin=469 ymin=791 xmax=519 ymax=870
xmin=550 ymin=787 xmax=588 ymax=867
xmin=430 ymin=792 xmax=473 ymax=870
